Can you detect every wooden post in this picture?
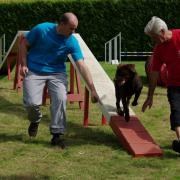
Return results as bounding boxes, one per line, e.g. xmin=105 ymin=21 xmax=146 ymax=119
xmin=83 ymin=87 xmax=89 ymax=127
xmin=13 ymin=35 xmax=23 ymax=92
xmin=101 ymin=114 xmax=107 ymax=125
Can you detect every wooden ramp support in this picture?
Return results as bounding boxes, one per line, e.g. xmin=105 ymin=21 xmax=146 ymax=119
xmin=110 ymin=116 xmax=163 ymax=157
xmin=68 ymin=62 xmax=84 ymax=109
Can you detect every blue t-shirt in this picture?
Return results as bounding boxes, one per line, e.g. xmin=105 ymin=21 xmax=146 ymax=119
xmin=25 ymin=22 xmax=84 ymax=74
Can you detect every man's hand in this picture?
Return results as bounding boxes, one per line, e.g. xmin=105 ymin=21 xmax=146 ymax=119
xmin=142 ymin=97 xmax=153 ymax=112
xmin=91 ymin=89 xmax=99 ymax=103
xmin=20 ymin=65 xmax=29 ymax=77
xmin=75 ymin=60 xmax=100 ymax=103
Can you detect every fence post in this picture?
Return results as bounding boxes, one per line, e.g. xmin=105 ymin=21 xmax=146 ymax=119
xmin=105 ymin=32 xmax=121 ymax=64
xmin=0 ymin=36 xmax=2 ymax=63
xmin=119 ymin=32 xmax=121 ymax=63
xmin=105 ymin=43 xmax=107 ymax=63
xmin=0 ymin=34 xmax=6 ymax=63
xmin=108 ymin=41 xmax=112 ymax=63
xmin=114 ymin=36 xmax=117 ymax=61
xmin=105 ymin=32 xmax=153 ymax=63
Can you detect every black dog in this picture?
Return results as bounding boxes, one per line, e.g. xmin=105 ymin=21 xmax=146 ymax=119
xmin=114 ymin=64 xmax=143 ymax=122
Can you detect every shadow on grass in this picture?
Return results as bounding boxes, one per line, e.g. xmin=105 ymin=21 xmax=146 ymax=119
xmin=0 ymin=133 xmax=24 ymax=143
xmin=0 ymin=119 xmax=123 ymax=152
xmin=43 ymin=124 xmax=122 ymax=151
xmin=0 ymin=175 xmax=51 ymax=179
xmin=1 ymin=130 xmax=180 ymax=159
xmin=65 ymin=121 xmax=122 ymax=149
xmin=0 ymin=95 xmax=26 ymax=119
xmin=0 ymin=132 xmax=51 ymax=148
xmin=0 ymin=75 xmax=7 ymax=80
xmin=0 ymin=94 xmax=121 ymax=150
xmin=161 ymin=145 xmax=180 ymax=159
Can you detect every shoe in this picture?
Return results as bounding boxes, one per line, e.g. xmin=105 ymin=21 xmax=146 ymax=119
xmin=51 ymin=134 xmax=66 ymax=149
xmin=172 ymin=140 xmax=180 ymax=153
xmin=28 ymin=122 xmax=39 ymax=137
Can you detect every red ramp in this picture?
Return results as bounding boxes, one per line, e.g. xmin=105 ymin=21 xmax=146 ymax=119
xmin=110 ymin=116 xmax=163 ymax=157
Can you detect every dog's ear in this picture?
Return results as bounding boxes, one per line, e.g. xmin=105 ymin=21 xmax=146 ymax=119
xmin=127 ymin=64 xmax=136 ymax=73
xmin=117 ymin=64 xmax=125 ymax=69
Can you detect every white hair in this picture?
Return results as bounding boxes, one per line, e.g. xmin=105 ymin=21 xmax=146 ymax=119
xmin=144 ymin=16 xmax=168 ymax=35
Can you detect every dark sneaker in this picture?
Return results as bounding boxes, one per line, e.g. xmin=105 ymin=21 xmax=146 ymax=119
xmin=51 ymin=135 xmax=66 ymax=149
xmin=172 ymin=140 xmax=180 ymax=153
xmin=28 ymin=122 xmax=39 ymax=137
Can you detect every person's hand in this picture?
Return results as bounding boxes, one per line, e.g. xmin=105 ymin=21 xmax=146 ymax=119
xmin=91 ymin=89 xmax=99 ymax=103
xmin=142 ymin=97 xmax=153 ymax=112
xmin=20 ymin=65 xmax=29 ymax=77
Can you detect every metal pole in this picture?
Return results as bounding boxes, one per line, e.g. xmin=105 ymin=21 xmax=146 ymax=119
xmin=3 ymin=34 xmax=5 ymax=55
xmin=119 ymin=32 xmax=121 ymax=63
xmin=114 ymin=36 xmax=117 ymax=61
xmin=0 ymin=36 xmax=2 ymax=63
xmin=105 ymin=43 xmax=107 ymax=62
xmin=109 ymin=41 xmax=112 ymax=63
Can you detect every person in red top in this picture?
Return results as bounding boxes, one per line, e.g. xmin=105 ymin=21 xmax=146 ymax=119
xmin=142 ymin=16 xmax=180 ymax=153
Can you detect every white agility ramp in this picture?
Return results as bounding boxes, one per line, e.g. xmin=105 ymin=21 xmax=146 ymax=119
xmin=0 ymin=31 xmax=28 ymax=73
xmin=69 ymin=33 xmax=135 ymax=122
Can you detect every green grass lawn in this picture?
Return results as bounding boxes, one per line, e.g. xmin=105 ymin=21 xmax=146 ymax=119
xmin=0 ymin=61 xmax=180 ymax=179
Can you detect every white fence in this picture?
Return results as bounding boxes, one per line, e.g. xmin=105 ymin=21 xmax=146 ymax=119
xmin=105 ymin=32 xmax=152 ymax=64
xmin=0 ymin=34 xmax=6 ymax=63
xmin=105 ymin=32 xmax=121 ymax=64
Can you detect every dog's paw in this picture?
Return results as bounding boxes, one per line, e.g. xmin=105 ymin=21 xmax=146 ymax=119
xmin=125 ymin=114 xmax=130 ymax=122
xmin=117 ymin=109 xmax=124 ymax=116
xmin=132 ymin=101 xmax=138 ymax=106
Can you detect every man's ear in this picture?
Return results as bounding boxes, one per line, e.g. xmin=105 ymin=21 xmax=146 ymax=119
xmin=160 ymin=29 xmax=166 ymax=36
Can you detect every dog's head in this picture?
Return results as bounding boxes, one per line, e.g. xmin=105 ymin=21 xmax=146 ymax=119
xmin=114 ymin=64 xmax=136 ymax=86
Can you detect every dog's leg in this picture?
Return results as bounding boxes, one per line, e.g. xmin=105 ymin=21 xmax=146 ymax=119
xmin=115 ymin=85 xmax=124 ymax=116
xmin=116 ymin=97 xmax=124 ymax=116
xmin=132 ymin=87 xmax=142 ymax=106
xmin=122 ymin=97 xmax=130 ymax=122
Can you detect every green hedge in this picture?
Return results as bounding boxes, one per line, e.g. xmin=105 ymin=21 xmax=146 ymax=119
xmin=0 ymin=0 xmax=180 ymax=60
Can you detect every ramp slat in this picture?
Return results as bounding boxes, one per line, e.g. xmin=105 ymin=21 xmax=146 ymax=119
xmin=110 ymin=116 xmax=163 ymax=157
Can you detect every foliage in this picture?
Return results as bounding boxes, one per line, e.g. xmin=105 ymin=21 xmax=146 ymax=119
xmin=0 ymin=0 xmax=180 ymax=59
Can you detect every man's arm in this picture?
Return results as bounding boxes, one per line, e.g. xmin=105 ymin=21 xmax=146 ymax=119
xmin=75 ymin=60 xmax=99 ymax=103
xmin=20 ymin=35 xmax=30 ymax=76
xmin=142 ymin=71 xmax=159 ymax=112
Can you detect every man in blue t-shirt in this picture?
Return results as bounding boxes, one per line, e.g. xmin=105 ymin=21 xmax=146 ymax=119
xmin=21 ymin=12 xmax=99 ymax=148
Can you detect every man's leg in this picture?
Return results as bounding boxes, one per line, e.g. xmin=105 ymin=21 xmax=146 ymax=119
xmin=23 ymin=71 xmax=46 ymax=137
xmin=172 ymin=127 xmax=180 ymax=153
xmin=175 ymin=126 xmax=180 ymax=140
xmin=47 ymin=73 xmax=68 ymax=148
xmin=168 ymin=87 xmax=180 ymax=152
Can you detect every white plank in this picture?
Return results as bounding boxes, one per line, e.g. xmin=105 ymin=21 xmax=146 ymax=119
xmin=69 ymin=34 xmax=135 ymax=122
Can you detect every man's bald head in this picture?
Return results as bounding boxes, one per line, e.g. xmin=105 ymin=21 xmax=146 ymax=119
xmin=58 ymin=12 xmax=78 ymax=25
xmin=57 ymin=12 xmax=78 ymax=38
